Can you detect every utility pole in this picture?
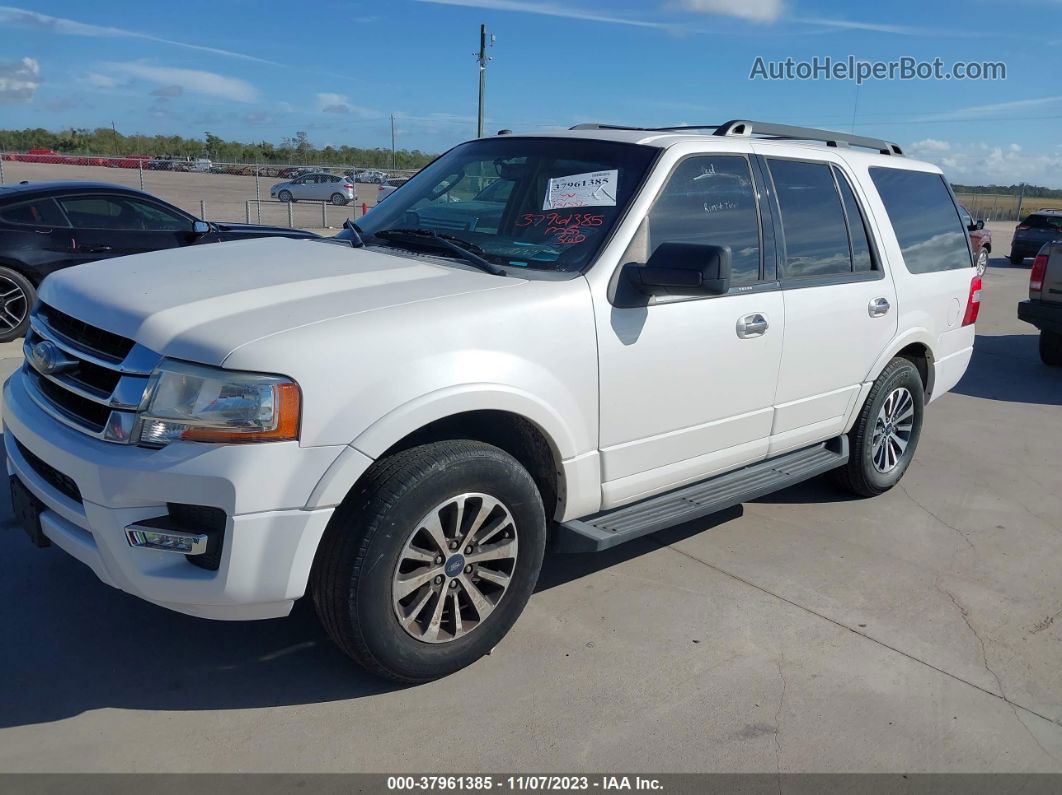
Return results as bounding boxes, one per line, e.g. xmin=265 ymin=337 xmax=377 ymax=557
xmin=1016 ymin=181 xmax=1027 ymax=222
xmin=390 ymin=113 xmax=396 ymax=171
xmin=110 ymin=121 xmax=119 ymax=155
xmin=476 ymin=24 xmax=494 ymax=138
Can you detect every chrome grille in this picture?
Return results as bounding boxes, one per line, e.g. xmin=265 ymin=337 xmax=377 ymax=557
xmin=22 ymin=304 xmax=161 ymax=444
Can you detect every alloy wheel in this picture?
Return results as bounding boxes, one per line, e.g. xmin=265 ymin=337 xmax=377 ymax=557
xmin=0 ymin=276 xmax=28 ymax=333
xmin=392 ymin=493 xmax=518 ymax=644
xmin=872 ymin=387 xmax=915 ymax=473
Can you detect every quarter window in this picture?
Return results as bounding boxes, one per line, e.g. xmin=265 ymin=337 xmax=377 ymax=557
xmin=869 ymin=167 xmax=971 ymax=273
xmin=646 ymin=155 xmax=762 ymax=286
xmin=768 ymin=159 xmax=853 ymax=277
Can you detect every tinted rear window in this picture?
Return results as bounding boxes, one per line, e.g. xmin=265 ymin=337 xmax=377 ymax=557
xmin=869 ymin=168 xmax=971 ymax=273
xmin=768 ymin=159 xmax=852 ymax=277
xmin=1024 ymin=214 xmax=1062 ymax=230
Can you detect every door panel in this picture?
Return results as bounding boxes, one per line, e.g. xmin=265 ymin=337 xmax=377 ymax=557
xmin=598 ymin=291 xmax=784 ymax=505
xmin=594 ymin=153 xmax=783 ymax=509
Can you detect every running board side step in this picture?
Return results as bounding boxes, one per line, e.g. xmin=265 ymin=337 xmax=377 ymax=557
xmin=554 ymin=437 xmax=848 ymax=553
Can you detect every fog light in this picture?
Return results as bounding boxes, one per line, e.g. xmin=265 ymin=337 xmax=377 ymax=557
xmin=126 ymin=523 xmax=209 ymax=555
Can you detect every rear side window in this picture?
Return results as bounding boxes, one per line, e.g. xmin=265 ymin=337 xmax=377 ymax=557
xmin=647 ymin=155 xmax=762 ymax=285
xmin=869 ymin=168 xmax=971 ymax=273
xmin=1 ymin=198 xmax=68 ymax=227
xmin=833 ymin=166 xmax=875 ymax=272
xmin=767 ymin=159 xmax=852 ymax=277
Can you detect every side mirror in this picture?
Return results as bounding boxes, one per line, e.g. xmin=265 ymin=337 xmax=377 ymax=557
xmin=624 ymin=243 xmax=731 ymax=297
xmin=192 ymin=220 xmax=210 ymax=235
xmin=975 ymin=219 xmax=985 ymax=230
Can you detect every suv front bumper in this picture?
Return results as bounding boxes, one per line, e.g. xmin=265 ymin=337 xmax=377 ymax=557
xmin=3 ymin=369 xmax=346 ymax=620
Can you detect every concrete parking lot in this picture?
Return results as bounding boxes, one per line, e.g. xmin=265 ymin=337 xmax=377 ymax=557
xmin=0 ymin=160 xmax=383 ymax=230
xmin=0 ymin=224 xmax=1060 ymax=772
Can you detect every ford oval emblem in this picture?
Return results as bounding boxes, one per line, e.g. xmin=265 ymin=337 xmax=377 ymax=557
xmin=29 ymin=340 xmax=78 ymax=376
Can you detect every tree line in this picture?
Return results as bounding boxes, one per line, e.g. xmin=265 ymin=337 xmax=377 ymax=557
xmin=952 ymin=183 xmax=1062 ymax=198
xmin=0 ymin=127 xmax=439 ymax=169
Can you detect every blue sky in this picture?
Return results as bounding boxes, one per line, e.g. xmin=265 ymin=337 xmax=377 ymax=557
xmin=1 ymin=0 xmax=1060 ymax=186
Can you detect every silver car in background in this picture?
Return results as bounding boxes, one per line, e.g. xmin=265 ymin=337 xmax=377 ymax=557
xmin=377 ymin=177 xmax=409 ymax=203
xmin=271 ymin=172 xmax=355 ymax=205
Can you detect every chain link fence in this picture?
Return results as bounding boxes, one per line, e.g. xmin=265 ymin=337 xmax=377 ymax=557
xmin=953 ymin=193 xmax=1062 ymax=223
xmin=0 ymin=151 xmax=421 ymax=230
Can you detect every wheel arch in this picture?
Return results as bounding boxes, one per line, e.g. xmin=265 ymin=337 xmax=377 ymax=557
xmin=867 ymin=331 xmax=936 ymax=399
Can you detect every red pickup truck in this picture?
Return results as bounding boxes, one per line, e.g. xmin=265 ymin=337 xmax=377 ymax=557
xmin=959 ymin=204 xmax=992 ymax=275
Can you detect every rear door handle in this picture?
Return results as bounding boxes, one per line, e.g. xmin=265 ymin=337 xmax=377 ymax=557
xmin=868 ymin=297 xmax=891 ymax=317
xmin=80 ymin=245 xmax=113 ymax=253
xmin=736 ymin=313 xmax=769 ymax=338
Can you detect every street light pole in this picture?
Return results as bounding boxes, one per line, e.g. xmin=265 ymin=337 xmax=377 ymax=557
xmin=476 ymin=24 xmax=493 ymax=138
xmin=391 ymin=113 xmax=396 ymax=171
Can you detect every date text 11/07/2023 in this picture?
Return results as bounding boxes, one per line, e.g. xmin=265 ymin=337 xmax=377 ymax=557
xmin=386 ymin=775 xmax=665 ymax=791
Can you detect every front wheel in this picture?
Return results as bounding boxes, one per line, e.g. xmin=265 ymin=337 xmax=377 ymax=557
xmin=1041 ymin=331 xmax=1062 ymax=366
xmin=975 ymin=248 xmax=989 ymax=276
xmin=330 ymin=193 xmax=347 ymax=206
xmin=0 ymin=267 xmax=35 ymax=343
xmin=311 ymin=440 xmax=546 ymax=682
xmin=833 ymin=357 xmax=925 ymax=497
xmin=278 ymin=190 xmax=293 ymax=203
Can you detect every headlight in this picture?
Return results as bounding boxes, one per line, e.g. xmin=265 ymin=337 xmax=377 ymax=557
xmin=137 ymin=359 xmax=300 ymax=446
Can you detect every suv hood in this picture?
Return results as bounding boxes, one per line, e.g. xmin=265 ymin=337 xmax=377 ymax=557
xmin=38 ymin=236 xmax=520 ymax=366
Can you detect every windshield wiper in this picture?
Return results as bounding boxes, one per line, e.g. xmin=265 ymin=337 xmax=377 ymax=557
xmin=374 ymin=228 xmax=506 ymax=276
xmin=341 ymin=218 xmax=366 ymax=248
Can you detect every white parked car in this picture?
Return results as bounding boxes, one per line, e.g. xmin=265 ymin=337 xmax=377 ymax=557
xmin=5 ymin=120 xmax=979 ymax=682
xmin=271 ymin=172 xmax=355 ymax=205
xmin=354 ymin=169 xmax=387 ymax=184
xmin=376 ymin=177 xmax=409 ymax=202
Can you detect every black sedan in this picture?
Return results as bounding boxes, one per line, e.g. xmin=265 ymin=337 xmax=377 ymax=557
xmin=0 ymin=181 xmax=319 ymax=342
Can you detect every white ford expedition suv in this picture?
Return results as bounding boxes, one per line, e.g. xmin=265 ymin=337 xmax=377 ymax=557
xmin=5 ymin=121 xmax=980 ymax=681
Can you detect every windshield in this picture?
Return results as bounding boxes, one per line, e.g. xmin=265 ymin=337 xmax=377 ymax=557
xmin=345 ymin=136 xmax=657 ymax=272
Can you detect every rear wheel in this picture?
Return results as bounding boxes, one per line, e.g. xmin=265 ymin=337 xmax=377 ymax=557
xmin=278 ymin=190 xmax=293 ymax=203
xmin=834 ymin=357 xmax=924 ymax=497
xmin=311 ymin=440 xmax=546 ymax=682
xmin=0 ymin=267 xmax=35 ymax=343
xmin=1040 ymin=331 xmax=1062 ymax=366
xmin=330 ymin=192 xmax=347 ymax=206
xmin=1009 ymin=253 xmax=1024 ymax=265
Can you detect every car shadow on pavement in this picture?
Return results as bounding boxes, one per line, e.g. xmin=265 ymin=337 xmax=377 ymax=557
xmin=951 ymin=333 xmax=1060 ymax=406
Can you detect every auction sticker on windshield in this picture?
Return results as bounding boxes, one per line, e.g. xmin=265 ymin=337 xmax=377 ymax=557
xmin=544 ymin=170 xmax=618 ymax=209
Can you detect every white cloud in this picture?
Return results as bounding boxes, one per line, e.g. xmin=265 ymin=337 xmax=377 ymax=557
xmin=80 ymin=71 xmax=120 ymax=89
xmin=107 ymin=63 xmax=259 ymax=103
xmin=915 ymin=95 xmax=1062 ymax=122
xmin=0 ymin=6 xmax=279 ymax=65
xmin=0 ymin=56 xmax=38 ymax=102
xmin=677 ymin=0 xmax=784 ymax=23
xmin=908 ymin=140 xmax=1062 ymax=189
xmin=416 ymin=0 xmax=676 ymax=30
xmin=315 ymin=92 xmax=382 ymax=118
xmin=791 ymin=16 xmax=971 ymax=36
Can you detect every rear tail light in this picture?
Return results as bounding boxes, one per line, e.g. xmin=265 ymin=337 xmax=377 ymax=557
xmin=961 ymin=274 xmax=982 ymax=326
xmin=343 ymin=182 xmax=353 ymax=188
xmin=1030 ymin=252 xmax=1048 ymax=292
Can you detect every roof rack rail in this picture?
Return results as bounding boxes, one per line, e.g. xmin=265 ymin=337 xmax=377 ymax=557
xmin=569 ymin=120 xmax=904 ymax=156
xmin=712 ymin=120 xmax=903 ymax=156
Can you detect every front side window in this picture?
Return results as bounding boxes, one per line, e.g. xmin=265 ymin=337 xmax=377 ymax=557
xmin=768 ymin=159 xmax=853 ymax=277
xmin=351 ymin=136 xmax=657 ymax=272
xmin=60 ymin=195 xmax=189 ymax=231
xmin=869 ymin=167 xmax=971 ymax=273
xmin=646 ymin=155 xmax=762 ymax=285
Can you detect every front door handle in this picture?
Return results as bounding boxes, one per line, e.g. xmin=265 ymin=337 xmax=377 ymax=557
xmin=736 ymin=313 xmax=769 ymax=338
xmin=868 ymin=297 xmax=891 ymax=317
xmin=80 ymin=245 xmax=113 ymax=253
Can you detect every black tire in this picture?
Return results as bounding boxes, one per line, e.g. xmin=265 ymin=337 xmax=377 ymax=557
xmin=0 ymin=266 xmax=35 ymax=343
xmin=278 ymin=190 xmax=293 ymax=203
xmin=311 ymin=440 xmax=546 ymax=682
xmin=1040 ymin=331 xmax=1062 ymax=366
xmin=1009 ymin=253 xmax=1024 ymax=265
xmin=330 ymin=193 xmax=347 ymax=206
xmin=833 ymin=357 xmax=924 ymax=497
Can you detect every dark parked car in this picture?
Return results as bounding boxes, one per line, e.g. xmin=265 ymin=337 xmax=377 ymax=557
xmin=1010 ymin=209 xmax=1062 ymax=264
xmin=0 ymin=181 xmax=319 ymax=342
xmin=1018 ymin=241 xmax=1062 ymax=365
